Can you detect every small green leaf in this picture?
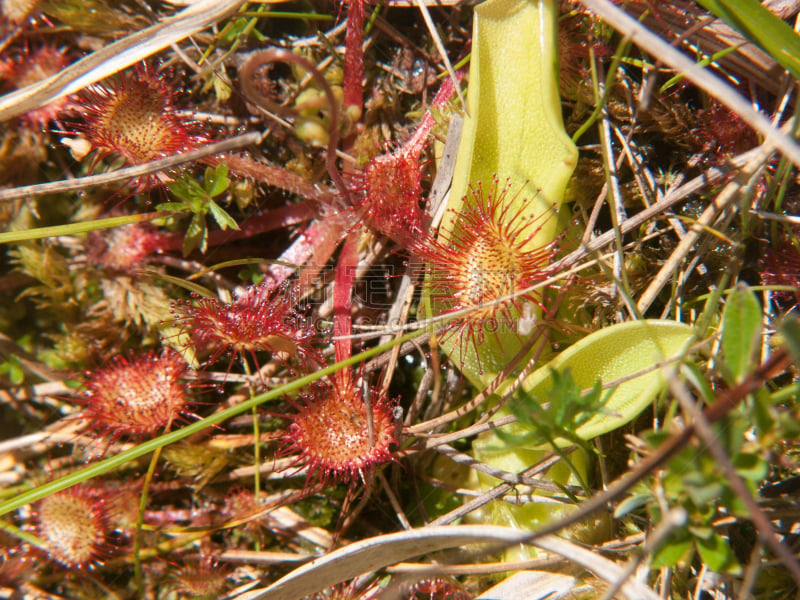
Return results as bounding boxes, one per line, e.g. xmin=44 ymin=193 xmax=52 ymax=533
xmin=207 ymin=199 xmax=239 ymax=231
xmin=614 ymin=493 xmax=651 ymax=519
xmin=683 ymin=471 xmax=726 ymax=507
xmin=205 ymin=163 xmax=230 ymax=197
xmin=167 ymin=174 xmax=205 ymax=202
xmin=779 ymin=316 xmax=800 ymax=366
xmin=0 ymin=355 xmax=25 ymax=385
xmin=733 ymin=452 xmax=769 ymax=484
xmin=651 ymin=531 xmax=693 ymax=569
xmin=695 ymin=533 xmax=738 ymax=573
xmin=721 ymin=284 xmax=762 ymax=384
xmin=183 ymin=213 xmax=208 ymax=256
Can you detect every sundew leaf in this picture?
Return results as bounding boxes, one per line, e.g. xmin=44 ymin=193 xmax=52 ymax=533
xmin=423 ymin=0 xmax=577 ymax=387
xmin=720 ymin=284 xmax=762 ymax=384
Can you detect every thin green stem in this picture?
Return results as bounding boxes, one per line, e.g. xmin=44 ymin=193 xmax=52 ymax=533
xmin=240 ymin=357 xmax=262 ymax=548
xmin=0 ymin=212 xmax=169 ymax=245
xmin=133 ymin=446 xmax=164 ymax=597
xmin=0 ymin=519 xmax=47 ymax=550
xmin=571 ymin=37 xmax=631 ymax=143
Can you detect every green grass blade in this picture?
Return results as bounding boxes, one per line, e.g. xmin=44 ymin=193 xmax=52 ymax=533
xmin=0 ymin=213 xmax=168 ymax=244
xmin=696 ymin=0 xmax=800 ymax=81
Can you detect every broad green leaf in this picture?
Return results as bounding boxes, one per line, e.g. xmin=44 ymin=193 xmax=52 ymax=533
xmin=732 ymin=452 xmax=769 ymax=484
xmin=779 ymin=315 xmax=800 ymax=366
xmin=474 ymin=320 xmax=695 ymax=477
xmin=423 ymin=0 xmax=577 ymax=387
xmin=470 ymin=321 xmax=692 ymax=549
xmin=696 ymin=0 xmax=800 ymax=83
xmin=721 ymin=284 xmax=761 ymax=384
xmin=522 ymin=319 xmax=695 ymax=441
xmin=614 ymin=493 xmax=651 ymax=519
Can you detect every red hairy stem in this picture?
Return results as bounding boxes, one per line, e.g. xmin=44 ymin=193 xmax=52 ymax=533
xmin=333 ymin=235 xmax=359 ymax=389
xmin=403 ymin=74 xmax=461 ymax=156
xmin=159 ymin=201 xmax=318 ymax=252
xmin=215 ymin=153 xmax=336 ymax=205
xmin=343 ymin=0 xmax=365 ymax=115
xmin=264 ymin=212 xmax=351 ymax=292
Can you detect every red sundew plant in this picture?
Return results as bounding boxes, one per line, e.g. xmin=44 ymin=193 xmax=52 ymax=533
xmin=172 ymin=282 xmax=320 ymax=372
xmin=412 ymin=177 xmax=560 ymax=360
xmin=71 ymin=64 xmax=206 ymax=182
xmin=222 ymin=486 xmax=265 ymax=534
xmin=692 ymin=98 xmax=759 ymax=160
xmin=352 ymin=77 xmax=459 ymax=245
xmin=356 ymin=149 xmax=425 ymax=244
xmin=85 ymin=221 xmax=166 ymax=272
xmin=168 ymin=555 xmax=230 ymax=599
xmin=760 ymin=239 xmax=800 ymax=310
xmin=280 ymin=378 xmax=397 ymax=485
xmin=32 ymin=484 xmax=115 ymax=570
xmin=0 ymin=44 xmax=72 ymax=127
xmin=0 ymin=0 xmax=41 ymax=25
xmin=276 ymin=233 xmax=397 ymax=487
xmin=0 ymin=535 xmax=32 ymax=586
xmin=78 ymin=348 xmax=191 ymax=441
xmin=404 ymin=577 xmax=472 ymax=600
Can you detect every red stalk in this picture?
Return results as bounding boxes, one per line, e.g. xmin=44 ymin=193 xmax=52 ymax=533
xmin=343 ymin=0 xmax=365 ymax=115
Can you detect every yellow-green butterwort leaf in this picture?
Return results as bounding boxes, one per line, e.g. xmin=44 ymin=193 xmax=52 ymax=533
xmin=422 ymin=0 xmax=577 ymax=388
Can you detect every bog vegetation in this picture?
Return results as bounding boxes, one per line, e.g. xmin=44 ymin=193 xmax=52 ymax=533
xmin=1 ymin=0 xmax=800 ymax=598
